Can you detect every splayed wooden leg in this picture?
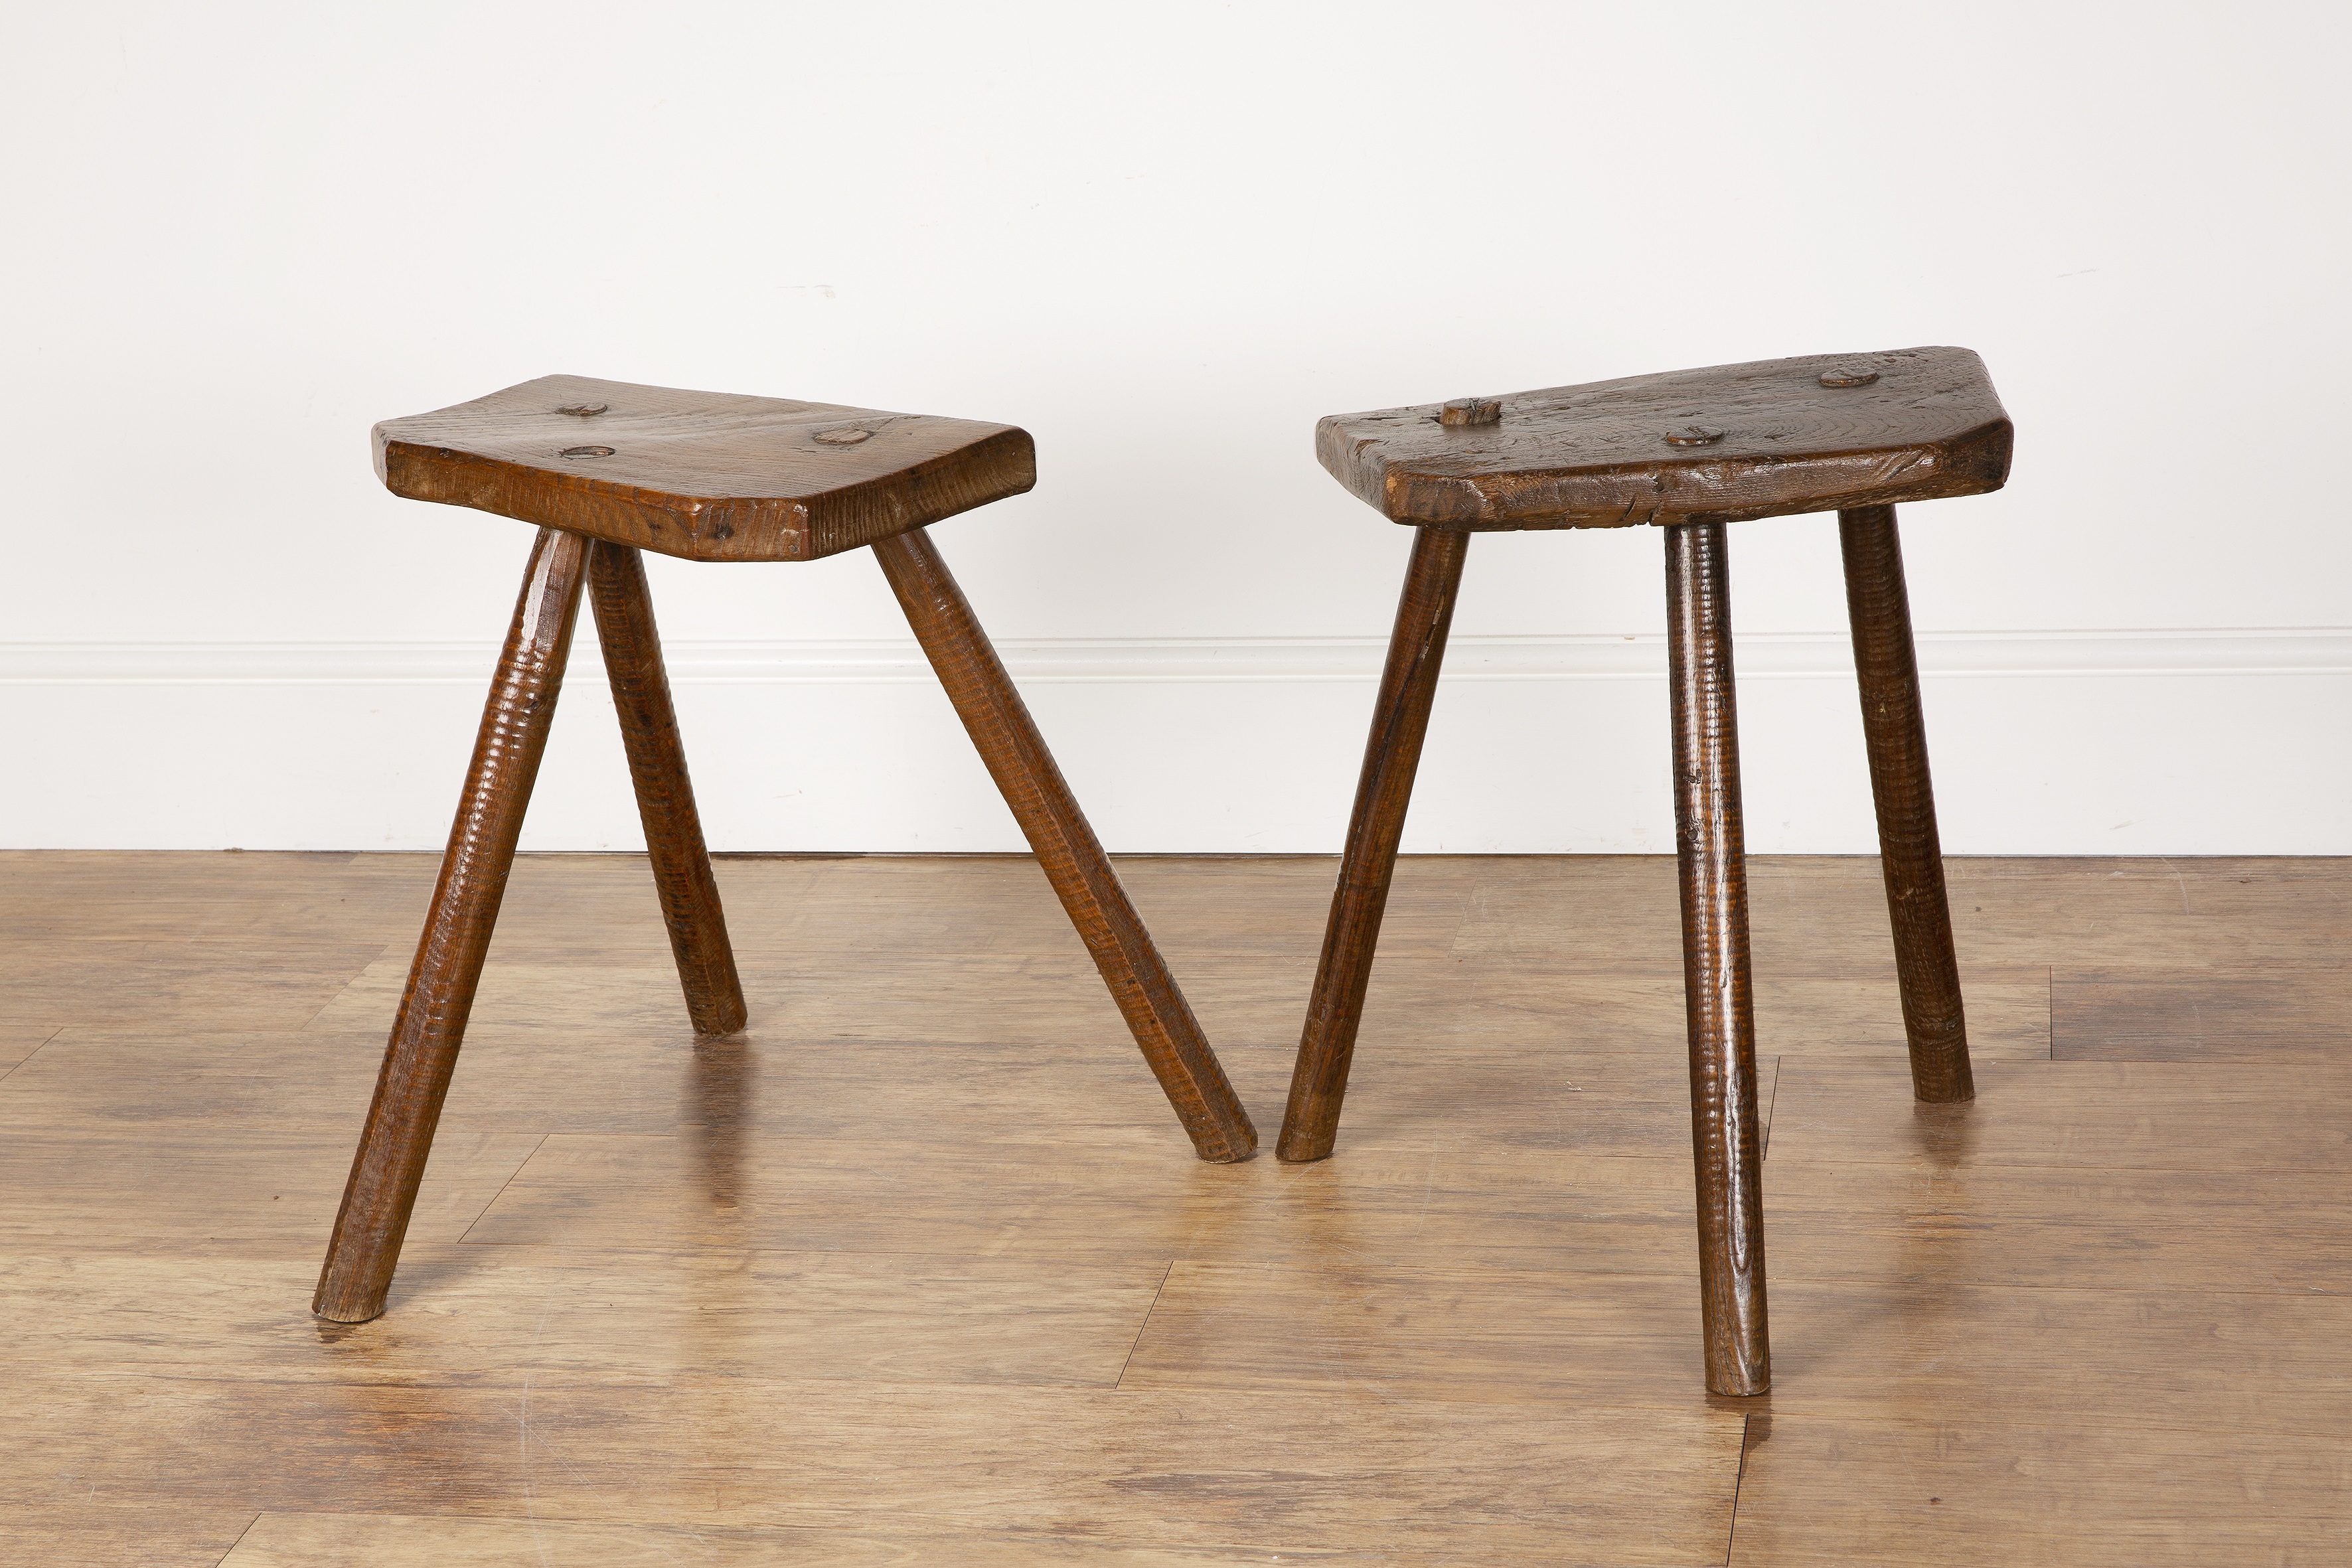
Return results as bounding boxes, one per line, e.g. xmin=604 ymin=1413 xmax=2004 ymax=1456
xmin=1666 ymin=520 xmax=1770 ymax=1396
xmin=1840 ymin=504 xmax=1973 ymax=1103
xmin=588 ymin=540 xmax=747 ymax=1037
xmin=1278 ymin=526 xmax=1470 ymax=1163
xmin=872 ymin=526 xmax=1256 ymax=1162
xmin=315 ymin=526 xmax=589 ymax=1322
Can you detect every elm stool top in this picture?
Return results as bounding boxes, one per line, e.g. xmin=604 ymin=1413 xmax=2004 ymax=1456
xmin=1316 ymin=346 xmax=2011 ymax=530
xmin=373 ymin=374 xmax=1037 ymax=561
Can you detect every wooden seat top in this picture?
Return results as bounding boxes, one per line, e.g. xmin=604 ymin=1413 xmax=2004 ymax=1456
xmin=373 ymin=375 xmax=1036 ymax=562
xmin=1317 ymin=347 xmax=2010 ymax=531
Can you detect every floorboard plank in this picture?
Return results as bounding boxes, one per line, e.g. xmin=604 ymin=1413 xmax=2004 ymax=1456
xmin=1124 ymin=1262 xmax=2352 ymax=1437
xmin=2053 ymin=968 xmax=2352 ymax=1061
xmin=1767 ymin=1058 xmax=2352 ymax=1171
xmin=0 ymin=1028 xmax=1709 ymax=1156
xmin=0 ymin=937 xmax=388 ymax=1030
xmin=1 ymin=1249 xmax=1169 ymax=1389
xmin=0 ymin=1128 xmax=544 ymax=1257
xmin=1358 ymin=958 xmax=2050 ymax=1059
xmin=15 ymin=1370 xmax=1743 ymax=1565
xmin=1728 ymin=1414 xmax=2352 ymax=1565
xmin=1764 ymin=1158 xmax=2352 ymax=1294
xmin=220 ymin=1511 xmax=1374 ymax=1565
xmin=458 ymin=1135 xmax=1718 ymax=1275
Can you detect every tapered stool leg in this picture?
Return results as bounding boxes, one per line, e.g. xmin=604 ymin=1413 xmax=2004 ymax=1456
xmin=1840 ymin=505 xmax=1974 ymax=1103
xmin=1665 ymin=520 xmax=1770 ymax=1396
xmin=871 ymin=527 xmax=1257 ymax=1162
xmin=1279 ymin=526 xmax=1471 ymax=1162
xmin=314 ymin=526 xmax=590 ymax=1322
xmin=588 ymin=541 xmax=747 ymax=1037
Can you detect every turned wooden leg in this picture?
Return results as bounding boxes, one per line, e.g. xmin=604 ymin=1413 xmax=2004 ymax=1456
xmin=870 ymin=527 xmax=1257 ymax=1162
xmin=313 ymin=526 xmax=589 ymax=1322
xmin=1666 ymin=520 xmax=1770 ymax=1396
xmin=1278 ymin=526 xmax=1470 ymax=1162
xmin=588 ymin=540 xmax=747 ymax=1037
xmin=1840 ymin=505 xmax=1974 ymax=1104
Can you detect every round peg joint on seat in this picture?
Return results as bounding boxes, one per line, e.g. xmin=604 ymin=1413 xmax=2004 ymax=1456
xmin=1439 ymin=397 xmax=1502 ymax=427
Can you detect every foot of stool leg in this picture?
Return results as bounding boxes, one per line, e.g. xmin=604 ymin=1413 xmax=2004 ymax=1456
xmin=1666 ymin=521 xmax=1771 ymax=1396
xmin=1279 ymin=526 xmax=1470 ymax=1163
xmin=313 ymin=527 xmax=590 ymax=1322
xmin=1840 ymin=505 xmax=1974 ymax=1103
xmin=871 ymin=527 xmax=1257 ymax=1162
xmin=588 ymin=540 xmax=748 ymax=1037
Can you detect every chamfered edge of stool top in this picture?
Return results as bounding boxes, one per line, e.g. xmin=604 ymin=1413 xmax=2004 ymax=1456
xmin=372 ymin=374 xmax=1037 ymax=562
xmin=1316 ymin=347 xmax=2012 ymax=531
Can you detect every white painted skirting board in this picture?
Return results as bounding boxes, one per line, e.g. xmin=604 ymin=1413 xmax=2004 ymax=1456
xmin=5 ymin=629 xmax=2348 ymax=853
xmin=6 ymin=629 xmax=2350 ymax=686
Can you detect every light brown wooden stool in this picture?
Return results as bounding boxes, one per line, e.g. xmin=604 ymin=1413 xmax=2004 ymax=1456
xmin=315 ymin=375 xmax=1257 ymax=1324
xmin=1279 ymin=347 xmax=2012 ymax=1394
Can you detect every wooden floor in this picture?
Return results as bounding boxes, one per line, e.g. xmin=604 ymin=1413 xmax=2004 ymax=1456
xmin=4 ymin=850 xmax=2348 ymax=1564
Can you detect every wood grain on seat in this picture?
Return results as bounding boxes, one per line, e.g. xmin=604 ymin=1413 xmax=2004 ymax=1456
xmin=1318 ymin=347 xmax=2011 ymax=530
xmin=373 ymin=375 xmax=1036 ymax=562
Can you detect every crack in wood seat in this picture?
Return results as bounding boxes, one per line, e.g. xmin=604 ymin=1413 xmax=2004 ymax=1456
xmin=1317 ymin=347 xmax=2010 ymax=530
xmin=374 ymin=374 xmax=1036 ymax=562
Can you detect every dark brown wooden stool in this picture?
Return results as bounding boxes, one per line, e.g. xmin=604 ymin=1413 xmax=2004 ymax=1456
xmin=315 ymin=374 xmax=1257 ymax=1324
xmin=1279 ymin=347 xmax=2012 ymax=1394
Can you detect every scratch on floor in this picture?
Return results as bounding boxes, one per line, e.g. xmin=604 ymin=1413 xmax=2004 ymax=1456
xmin=2156 ymin=856 xmax=2192 ymax=916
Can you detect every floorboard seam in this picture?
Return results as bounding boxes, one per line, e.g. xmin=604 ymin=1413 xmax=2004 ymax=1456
xmin=1723 ymin=1413 xmax=1751 ymax=1566
xmin=452 ymin=1133 xmax=551 ymax=1246
xmin=1113 ymin=1259 xmax=1178 ymax=1389
xmin=292 ymin=943 xmax=395 ymax=1031
xmin=210 ymin=1508 xmax=266 ymax=1567
xmin=0 ymin=1025 xmax=66 ymax=1086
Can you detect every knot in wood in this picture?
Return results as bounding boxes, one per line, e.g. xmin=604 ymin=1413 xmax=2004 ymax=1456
xmin=812 ymin=427 xmax=874 ymax=445
xmin=558 ymin=445 xmax=615 ymax=458
xmin=1439 ymin=398 xmax=1502 ymax=428
xmin=556 ymin=402 xmax=609 ymax=416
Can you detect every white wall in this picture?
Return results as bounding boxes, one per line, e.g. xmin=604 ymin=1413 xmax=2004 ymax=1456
xmin=3 ymin=2 xmax=2346 ymax=854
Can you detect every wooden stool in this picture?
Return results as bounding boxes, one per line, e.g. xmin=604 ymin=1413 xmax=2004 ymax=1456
xmin=1278 ymin=347 xmax=2012 ymax=1394
xmin=315 ymin=375 xmax=1257 ymax=1324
